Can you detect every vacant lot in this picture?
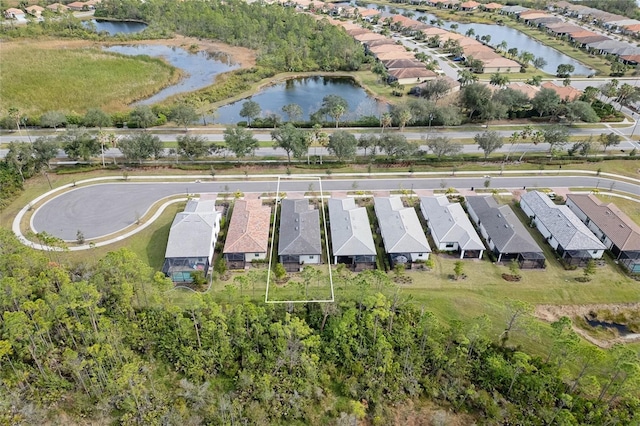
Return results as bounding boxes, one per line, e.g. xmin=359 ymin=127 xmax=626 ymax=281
xmin=0 ymin=40 xmax=179 ymax=114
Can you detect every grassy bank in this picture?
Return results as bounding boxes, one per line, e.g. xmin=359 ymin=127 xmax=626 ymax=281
xmin=0 ymin=41 xmax=179 ymax=114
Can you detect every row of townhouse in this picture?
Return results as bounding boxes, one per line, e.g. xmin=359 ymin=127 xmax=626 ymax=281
xmin=4 ymin=0 xmax=99 ymax=19
xmin=386 ymin=14 xmax=521 ymax=73
xmin=161 ymin=191 xmax=640 ymax=282
xmin=161 ymin=194 xmax=481 ymax=282
xmin=502 ymin=3 xmax=640 ymax=66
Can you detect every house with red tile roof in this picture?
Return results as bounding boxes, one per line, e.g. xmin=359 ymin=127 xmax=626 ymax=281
xmin=482 ymin=2 xmax=503 ymax=11
xmin=25 ymin=5 xmax=44 ymax=16
xmin=459 ymin=1 xmax=480 ymax=11
xmin=67 ymin=1 xmax=87 ymax=11
xmin=46 ymin=3 xmax=69 ymax=12
xmin=223 ymin=200 xmax=272 ymax=270
xmin=4 ymin=7 xmax=25 ymax=19
xmin=541 ymin=81 xmax=581 ymax=101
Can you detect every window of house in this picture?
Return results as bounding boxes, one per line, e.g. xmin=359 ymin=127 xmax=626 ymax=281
xmin=593 ymin=250 xmax=598 ymax=254
xmin=446 ymin=243 xmax=455 ymax=248
xmin=255 ymin=253 xmax=260 ymax=257
xmin=418 ymin=253 xmax=423 ymax=257
xmin=309 ymin=255 xmax=314 ymax=259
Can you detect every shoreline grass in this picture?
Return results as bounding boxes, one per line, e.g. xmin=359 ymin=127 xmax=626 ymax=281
xmin=0 ymin=41 xmax=179 ymax=115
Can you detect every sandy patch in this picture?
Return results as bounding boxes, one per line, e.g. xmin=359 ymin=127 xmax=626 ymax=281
xmin=535 ymin=303 xmax=640 ymax=348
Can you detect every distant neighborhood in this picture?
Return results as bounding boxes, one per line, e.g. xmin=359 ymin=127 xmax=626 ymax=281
xmin=161 ymin=186 xmax=640 ymax=284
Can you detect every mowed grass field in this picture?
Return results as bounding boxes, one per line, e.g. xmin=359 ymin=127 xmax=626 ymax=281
xmin=0 ymin=41 xmax=180 ymax=114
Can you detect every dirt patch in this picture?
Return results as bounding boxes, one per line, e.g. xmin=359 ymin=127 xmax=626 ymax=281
xmin=1 ymin=35 xmax=256 ymax=68
xmin=535 ymin=303 xmax=640 ymax=348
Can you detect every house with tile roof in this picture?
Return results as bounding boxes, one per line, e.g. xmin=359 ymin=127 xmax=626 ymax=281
xmin=420 ymin=196 xmax=484 ymax=259
xmin=162 ymin=194 xmax=222 ymax=283
xmin=459 ymin=1 xmax=479 ymax=11
xmin=278 ymin=199 xmax=322 ymax=271
xmin=466 ymin=196 xmax=545 ymax=268
xmin=520 ymin=191 xmax=605 ymax=266
xmin=25 ymin=5 xmax=44 ymax=16
xmin=388 ymin=67 xmax=437 ymax=85
xmin=223 ymin=199 xmax=271 ymax=270
xmin=46 ymin=3 xmax=69 ymax=12
xmin=566 ymin=194 xmax=640 ymax=273
xmin=67 ymin=2 xmax=87 ymax=11
xmin=328 ymin=198 xmax=377 ymax=270
xmin=482 ymin=2 xmax=503 ymax=11
xmin=4 ymin=8 xmax=25 ymax=19
xmin=374 ymin=197 xmax=431 ymax=267
xmin=540 ymin=81 xmax=582 ymax=101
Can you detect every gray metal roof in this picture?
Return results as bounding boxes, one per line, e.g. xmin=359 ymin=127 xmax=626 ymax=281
xmin=164 ymin=195 xmax=220 ymax=258
xmin=374 ymin=197 xmax=430 ymax=254
xmin=466 ymin=196 xmax=543 ymax=255
xmin=328 ymin=198 xmax=376 ymax=257
xmin=521 ymin=191 xmax=606 ymax=251
xmin=278 ymin=199 xmax=322 ymax=256
xmin=420 ymin=196 xmax=484 ymax=251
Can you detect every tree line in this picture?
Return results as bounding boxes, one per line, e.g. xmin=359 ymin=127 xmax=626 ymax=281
xmin=95 ymin=0 xmax=366 ymax=73
xmin=0 ymin=229 xmax=638 ymax=424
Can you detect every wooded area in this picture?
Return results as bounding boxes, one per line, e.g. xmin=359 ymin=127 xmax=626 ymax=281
xmin=0 ymin=229 xmax=638 ymax=424
xmin=95 ymin=0 xmax=366 ymax=73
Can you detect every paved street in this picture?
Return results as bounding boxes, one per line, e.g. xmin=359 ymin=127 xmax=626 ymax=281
xmin=31 ymin=175 xmax=638 ymax=241
xmin=2 ymin=123 xmax=639 ymax=161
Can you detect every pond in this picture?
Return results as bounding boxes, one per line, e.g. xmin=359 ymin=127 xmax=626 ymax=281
xmin=214 ymin=76 xmax=387 ymax=124
xmin=344 ymin=3 xmax=593 ymax=76
xmin=83 ymin=19 xmax=148 ymax=35
xmin=104 ymin=44 xmax=239 ymax=105
xmin=585 ymin=317 xmax=633 ymax=336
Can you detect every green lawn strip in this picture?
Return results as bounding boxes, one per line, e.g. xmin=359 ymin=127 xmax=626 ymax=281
xmin=0 ymin=43 xmax=179 ymax=115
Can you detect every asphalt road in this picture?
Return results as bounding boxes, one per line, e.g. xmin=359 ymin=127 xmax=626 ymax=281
xmin=3 ymin=125 xmax=639 ymax=161
xmin=32 ymin=175 xmax=637 ymax=241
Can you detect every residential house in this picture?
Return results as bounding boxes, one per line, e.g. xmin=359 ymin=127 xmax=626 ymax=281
xmin=223 ymin=199 xmax=271 ymax=270
xmin=388 ymin=67 xmax=437 ymax=85
xmin=505 ymin=82 xmax=540 ymax=99
xmin=374 ymin=197 xmax=431 ymax=267
xmin=501 ymin=5 xmax=529 ymax=16
xmin=482 ymin=2 xmax=503 ymax=12
xmin=541 ymin=81 xmax=582 ymax=101
xmin=328 ymin=198 xmax=377 ymax=270
xmin=162 ymin=194 xmax=222 ymax=283
xmin=25 ymin=5 xmax=44 ymax=17
xmin=383 ymin=58 xmax=426 ymax=70
xmin=278 ymin=199 xmax=322 ymax=272
xmin=466 ymin=196 xmax=545 ymax=268
xmin=67 ymin=1 xmax=87 ymax=11
xmin=410 ymin=76 xmax=460 ymax=97
xmin=46 ymin=3 xmax=69 ymax=13
xmin=566 ymin=194 xmax=640 ymax=273
xmin=4 ymin=8 xmax=25 ymax=19
xmin=420 ymin=196 xmax=484 ymax=259
xmin=480 ymin=57 xmax=521 ymax=73
xmin=458 ymin=1 xmax=479 ymax=11
xmin=520 ymin=191 xmax=605 ymax=266
xmin=359 ymin=8 xmax=380 ymax=21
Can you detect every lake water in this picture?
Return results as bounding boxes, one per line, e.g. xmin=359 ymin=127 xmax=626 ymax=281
xmin=345 ymin=3 xmax=593 ymax=75
xmin=214 ymin=76 xmax=387 ymax=124
xmin=104 ymin=44 xmax=239 ymax=104
xmin=83 ymin=19 xmax=148 ymax=35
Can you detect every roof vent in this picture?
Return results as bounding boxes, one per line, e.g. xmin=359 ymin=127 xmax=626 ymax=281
xmin=504 ymin=224 xmax=508 ymax=228
xmin=619 ymin=224 xmax=625 ymax=228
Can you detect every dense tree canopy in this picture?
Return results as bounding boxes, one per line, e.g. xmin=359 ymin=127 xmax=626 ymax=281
xmin=95 ymin=0 xmax=365 ymax=73
xmin=0 ymin=229 xmax=638 ymax=425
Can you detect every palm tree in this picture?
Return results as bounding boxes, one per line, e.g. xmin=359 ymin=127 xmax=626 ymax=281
xmin=465 ymin=28 xmax=475 ymax=38
xmin=450 ymin=23 xmax=458 ymax=32
xmin=497 ymin=40 xmax=508 ymax=52
xmin=380 ymin=113 xmax=392 ymax=134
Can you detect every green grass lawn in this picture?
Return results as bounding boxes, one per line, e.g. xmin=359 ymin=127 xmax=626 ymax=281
xmin=0 ymin=42 xmax=179 ymax=115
